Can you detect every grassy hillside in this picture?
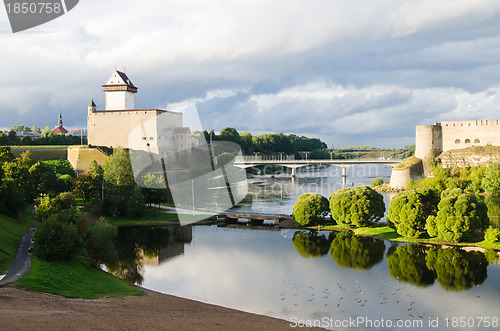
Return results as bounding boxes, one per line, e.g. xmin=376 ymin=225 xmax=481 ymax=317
xmin=0 ymin=208 xmax=33 ymax=274
xmin=16 ymin=255 xmax=143 ymax=299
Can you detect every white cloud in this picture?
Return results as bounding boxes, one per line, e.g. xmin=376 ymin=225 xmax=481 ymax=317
xmin=2 ymin=0 xmax=500 ymax=146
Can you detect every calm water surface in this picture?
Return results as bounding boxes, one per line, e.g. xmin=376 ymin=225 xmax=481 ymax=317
xmin=110 ymin=165 xmax=500 ymax=330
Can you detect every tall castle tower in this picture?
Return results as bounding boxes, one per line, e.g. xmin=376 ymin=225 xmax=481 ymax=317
xmin=102 ymin=70 xmax=137 ymax=110
xmin=87 ymin=70 xmax=184 ymax=153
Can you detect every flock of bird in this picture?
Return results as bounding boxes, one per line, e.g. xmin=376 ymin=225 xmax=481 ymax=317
xmin=278 ymin=278 xmax=431 ymax=322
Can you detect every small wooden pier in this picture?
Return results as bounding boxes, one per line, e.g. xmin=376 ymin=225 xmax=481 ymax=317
xmin=217 ymin=212 xmax=294 ymax=228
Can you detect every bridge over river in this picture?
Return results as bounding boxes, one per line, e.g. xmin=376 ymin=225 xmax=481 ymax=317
xmin=233 ymin=157 xmax=402 ymax=185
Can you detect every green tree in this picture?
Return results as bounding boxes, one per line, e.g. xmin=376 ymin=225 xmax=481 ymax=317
xmin=0 ymin=146 xmax=14 ymax=164
xmin=329 ymin=231 xmax=385 ymax=270
xmin=329 ymin=186 xmax=385 ymax=227
xmin=36 ymin=164 xmax=60 ymax=197
xmin=484 ymin=226 xmax=500 ymax=243
xmin=140 ymin=174 xmax=167 ymax=207
xmin=102 ymin=149 xmax=145 ymax=218
xmin=292 ymin=231 xmax=330 ymax=258
xmin=427 ymin=193 xmax=489 ymax=242
xmin=387 ymin=245 xmax=435 ymax=287
xmin=85 ymin=217 xmax=118 ymax=267
xmin=2 ymin=157 xmax=35 ymax=201
xmin=73 ymin=171 xmax=94 ymax=203
xmin=386 ymin=188 xmax=438 ymax=238
xmin=425 ymin=248 xmax=487 ymax=291
xmin=482 ymin=162 xmax=500 ymax=194
xmin=293 ymin=193 xmax=329 ymax=226
xmin=88 ymin=160 xmax=104 ymax=203
xmin=0 ymin=178 xmax=25 ymax=216
xmin=35 ymin=192 xmax=79 ymax=223
xmin=239 ymin=132 xmax=253 ymax=155
xmin=370 ymin=177 xmax=384 ymax=188
xmin=34 ymin=214 xmax=81 ymax=260
xmin=219 ymin=127 xmax=241 ymax=145
xmin=103 ymin=149 xmax=136 ymax=187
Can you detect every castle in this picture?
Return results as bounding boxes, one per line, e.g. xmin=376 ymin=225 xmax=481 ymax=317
xmin=87 ymin=70 xmax=191 ymax=158
xmin=415 ymin=120 xmax=500 ymax=161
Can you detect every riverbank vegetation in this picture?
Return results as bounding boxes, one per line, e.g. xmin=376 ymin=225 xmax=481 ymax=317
xmin=292 ymin=176 xmax=500 ymax=249
xmin=199 ymin=127 xmax=414 ymax=160
xmin=0 ymin=146 xmax=156 ymax=298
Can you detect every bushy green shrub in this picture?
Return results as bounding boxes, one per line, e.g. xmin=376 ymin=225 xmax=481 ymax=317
xmin=484 ymin=226 xmax=500 ymax=243
xmin=386 ymin=188 xmax=438 ymax=238
xmin=293 ymin=193 xmax=329 ymax=226
xmin=426 ymin=215 xmax=438 ymax=237
xmin=329 ymin=186 xmax=385 ymax=228
xmin=440 ymin=187 xmax=463 ymax=200
xmin=370 ymin=177 xmax=384 ymax=188
xmin=427 ymin=193 xmax=489 ymax=242
xmin=34 ymin=215 xmax=81 ymax=260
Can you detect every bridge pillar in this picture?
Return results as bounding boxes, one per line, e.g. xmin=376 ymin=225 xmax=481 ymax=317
xmin=342 ymin=166 xmax=347 ymax=186
xmin=291 ymin=167 xmax=296 ymax=179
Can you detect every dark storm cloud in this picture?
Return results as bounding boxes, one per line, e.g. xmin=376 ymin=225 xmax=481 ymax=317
xmin=2 ymin=0 xmax=500 ymax=148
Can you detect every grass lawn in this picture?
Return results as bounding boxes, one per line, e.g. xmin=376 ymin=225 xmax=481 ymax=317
xmin=16 ymin=255 xmax=143 ymax=299
xmin=0 ymin=208 xmax=33 ymax=274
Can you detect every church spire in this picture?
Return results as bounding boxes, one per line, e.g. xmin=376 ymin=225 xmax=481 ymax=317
xmin=58 ymin=113 xmax=63 ymax=128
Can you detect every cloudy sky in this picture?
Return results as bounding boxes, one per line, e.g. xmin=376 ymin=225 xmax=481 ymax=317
xmin=2 ymin=0 xmax=500 ymax=148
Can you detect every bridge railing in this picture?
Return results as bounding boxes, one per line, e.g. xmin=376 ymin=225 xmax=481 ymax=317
xmin=234 ymin=157 xmax=402 ymax=164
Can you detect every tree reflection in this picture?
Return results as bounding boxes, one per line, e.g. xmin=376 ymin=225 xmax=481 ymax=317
xmin=106 ymin=226 xmax=171 ymax=285
xmin=387 ymin=245 xmax=435 ymax=287
xmin=425 ymin=247 xmax=488 ymax=291
xmin=329 ymin=231 xmax=385 ymax=270
xmin=485 ymin=196 xmax=500 ymax=228
xmin=292 ymin=231 xmax=331 ymax=258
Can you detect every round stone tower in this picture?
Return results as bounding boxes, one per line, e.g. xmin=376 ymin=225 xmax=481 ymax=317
xmin=415 ymin=123 xmax=443 ymax=161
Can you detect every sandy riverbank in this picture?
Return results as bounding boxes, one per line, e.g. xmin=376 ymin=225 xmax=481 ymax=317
xmin=0 ymin=284 xmax=323 ymax=330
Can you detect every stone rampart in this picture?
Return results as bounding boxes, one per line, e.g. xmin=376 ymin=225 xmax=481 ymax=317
xmin=389 ymin=157 xmax=425 ymax=189
xmin=67 ymin=147 xmax=109 ymax=172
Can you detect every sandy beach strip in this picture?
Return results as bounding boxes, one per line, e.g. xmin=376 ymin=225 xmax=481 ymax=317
xmin=0 ymin=285 xmax=325 ymax=330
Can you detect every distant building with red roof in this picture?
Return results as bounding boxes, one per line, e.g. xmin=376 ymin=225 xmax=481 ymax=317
xmin=53 ymin=113 xmax=68 ymax=134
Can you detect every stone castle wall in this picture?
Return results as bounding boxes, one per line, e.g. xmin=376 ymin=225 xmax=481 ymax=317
xmin=87 ymin=109 xmax=182 ymax=154
xmin=415 ymin=120 xmax=500 ymax=162
xmin=441 ymin=120 xmax=500 ymax=152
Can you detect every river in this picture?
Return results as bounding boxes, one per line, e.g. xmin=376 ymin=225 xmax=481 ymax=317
xmin=108 ymin=164 xmax=500 ymax=330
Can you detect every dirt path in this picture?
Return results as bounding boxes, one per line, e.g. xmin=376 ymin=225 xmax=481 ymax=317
xmin=0 ymin=285 xmax=322 ymax=330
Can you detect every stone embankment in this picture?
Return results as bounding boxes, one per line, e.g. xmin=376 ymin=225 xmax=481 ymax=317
xmin=437 ymin=146 xmax=500 ymax=168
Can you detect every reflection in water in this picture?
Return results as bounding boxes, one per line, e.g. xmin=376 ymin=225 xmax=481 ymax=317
xmin=386 ymin=244 xmax=490 ymax=291
xmin=292 ymin=231 xmax=331 ymax=258
xmin=387 ymin=245 xmax=435 ymax=287
xmin=329 ymin=231 xmax=385 ymax=270
xmin=106 ymin=226 xmax=192 ymax=285
xmin=485 ymin=196 xmax=500 ymax=228
xmin=114 ymin=225 xmax=500 ymax=330
xmin=425 ymin=247 xmax=488 ymax=291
